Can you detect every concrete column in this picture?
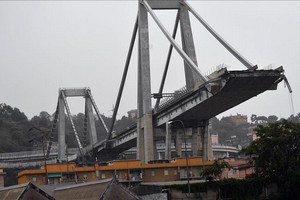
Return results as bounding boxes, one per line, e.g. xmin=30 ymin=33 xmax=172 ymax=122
xmin=203 ymin=121 xmax=213 ymax=161
xmin=86 ymin=97 xmax=97 ymax=146
xmin=136 ymin=17 xmax=144 ymax=161
xmin=136 ymin=3 xmax=154 ymax=163
xmin=165 ymin=122 xmax=171 ymax=160
xmin=136 ymin=118 xmax=145 ymax=161
xmin=138 ymin=3 xmax=152 ymax=114
xmin=179 ymin=4 xmax=203 ymax=89
xmin=143 ymin=113 xmax=154 ymax=162
xmin=58 ymin=95 xmax=66 ymax=162
xmin=175 ymin=130 xmax=183 ymax=157
xmin=191 ymin=127 xmax=201 ymax=157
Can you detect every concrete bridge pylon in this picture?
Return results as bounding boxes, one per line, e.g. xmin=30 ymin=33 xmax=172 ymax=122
xmin=50 ymin=88 xmax=109 ymax=162
xmin=137 ymin=0 xmax=209 ymax=163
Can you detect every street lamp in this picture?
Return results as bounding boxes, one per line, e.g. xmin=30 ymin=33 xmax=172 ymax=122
xmin=169 ymin=120 xmax=191 ymax=199
xmin=27 ymin=127 xmax=49 ymax=185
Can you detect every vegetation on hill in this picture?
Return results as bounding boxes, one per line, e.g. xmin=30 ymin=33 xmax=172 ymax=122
xmin=1 ymin=102 xmax=300 ymax=190
xmin=0 ymin=103 xmax=136 ymax=152
xmin=210 ymin=113 xmax=300 ymax=148
xmin=0 ymin=103 xmax=31 ymax=153
xmin=1 ymin=102 xmax=299 ymax=153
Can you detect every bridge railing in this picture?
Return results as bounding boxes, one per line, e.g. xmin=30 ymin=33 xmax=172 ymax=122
xmin=0 ymin=154 xmax=77 ymax=168
xmin=157 ymin=86 xmax=192 ymax=111
xmin=0 ymin=149 xmax=57 ymax=160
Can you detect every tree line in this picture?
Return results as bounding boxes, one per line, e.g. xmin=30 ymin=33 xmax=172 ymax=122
xmin=0 ymin=102 xmax=299 ymax=153
xmin=0 ymin=103 xmax=135 ymax=153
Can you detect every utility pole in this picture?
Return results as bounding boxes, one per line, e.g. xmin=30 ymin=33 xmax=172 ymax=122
xmin=28 ymin=127 xmax=49 ymax=184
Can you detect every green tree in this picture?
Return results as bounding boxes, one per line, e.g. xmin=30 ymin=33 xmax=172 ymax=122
xmin=288 ymin=113 xmax=300 ymax=122
xmin=242 ymin=120 xmax=300 ymax=199
xmin=0 ymin=103 xmax=27 ymax=122
xmin=30 ymin=111 xmax=51 ymax=128
xmin=267 ymin=115 xmax=278 ymax=123
xmin=202 ymin=160 xmax=232 ymax=181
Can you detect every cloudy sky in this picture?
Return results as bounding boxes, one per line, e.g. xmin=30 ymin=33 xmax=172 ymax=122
xmin=0 ymin=1 xmax=299 ymax=120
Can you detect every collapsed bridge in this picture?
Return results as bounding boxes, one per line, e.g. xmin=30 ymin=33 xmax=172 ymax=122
xmin=12 ymin=0 xmax=291 ymax=165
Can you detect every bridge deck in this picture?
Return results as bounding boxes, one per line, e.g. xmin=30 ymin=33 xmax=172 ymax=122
xmin=154 ymin=68 xmax=283 ymax=126
xmin=94 ymin=68 xmax=283 ymax=156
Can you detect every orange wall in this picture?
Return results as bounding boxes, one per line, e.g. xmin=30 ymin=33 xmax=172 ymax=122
xmin=18 ymin=158 xmax=251 ymax=185
xmin=143 ymin=167 xmax=178 ymax=182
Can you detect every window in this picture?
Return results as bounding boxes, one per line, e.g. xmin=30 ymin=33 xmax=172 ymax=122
xmin=174 ymin=169 xmax=177 ymax=175
xmin=42 ymin=176 xmax=46 ymax=183
xmin=151 ymin=170 xmax=156 ymax=177
xmin=32 ymin=176 xmax=37 ymax=182
xmin=164 ymin=169 xmax=169 ymax=176
xmin=101 ymin=173 xmax=106 ymax=179
xmin=49 ymin=178 xmax=55 ymax=184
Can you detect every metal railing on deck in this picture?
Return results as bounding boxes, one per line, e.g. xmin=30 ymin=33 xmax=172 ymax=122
xmin=0 ymin=149 xmax=56 ymax=161
xmin=157 ymin=86 xmax=192 ymax=111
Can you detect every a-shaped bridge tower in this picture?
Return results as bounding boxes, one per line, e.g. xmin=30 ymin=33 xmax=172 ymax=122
xmin=47 ymin=88 xmax=108 ymax=162
xmin=98 ymin=0 xmax=289 ymax=163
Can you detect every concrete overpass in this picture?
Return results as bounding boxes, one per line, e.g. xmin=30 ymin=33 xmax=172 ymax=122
xmin=0 ymin=150 xmax=77 ymax=168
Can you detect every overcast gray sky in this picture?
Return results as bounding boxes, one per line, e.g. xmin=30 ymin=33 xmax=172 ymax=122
xmin=0 ymin=1 xmax=299 ymax=120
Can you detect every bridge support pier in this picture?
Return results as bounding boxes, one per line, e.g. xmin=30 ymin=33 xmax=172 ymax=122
xmin=136 ymin=2 xmax=154 ymax=163
xmin=85 ymin=97 xmax=97 ymax=146
xmin=171 ymin=121 xmax=212 ymax=161
xmin=175 ymin=130 xmax=183 ymax=157
xmin=191 ymin=127 xmax=202 ymax=157
xmin=58 ymin=95 xmax=66 ymax=162
xmin=165 ymin=122 xmax=171 ymax=160
xmin=202 ymin=121 xmax=213 ymax=161
xmin=137 ymin=114 xmax=154 ymax=163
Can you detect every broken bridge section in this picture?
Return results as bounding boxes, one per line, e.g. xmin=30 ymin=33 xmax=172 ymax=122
xmin=93 ymin=0 xmax=288 ymax=163
xmin=96 ymin=67 xmax=285 ymax=161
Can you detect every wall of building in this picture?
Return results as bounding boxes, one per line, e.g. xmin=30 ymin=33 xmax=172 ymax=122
xmin=18 ymin=158 xmax=253 ymax=186
xmin=223 ymin=114 xmax=248 ymax=126
xmin=143 ymin=167 xmax=178 ymax=182
xmin=211 ymin=134 xmax=219 ymax=145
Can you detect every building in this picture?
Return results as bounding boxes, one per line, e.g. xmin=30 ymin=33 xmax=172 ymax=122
xmin=0 ymin=182 xmax=55 ymax=200
xmin=18 ymin=157 xmax=253 ymax=187
xmin=18 ymin=158 xmax=214 ymax=186
xmin=247 ymin=126 xmax=258 ymax=141
xmin=220 ymin=158 xmax=254 ymax=179
xmin=53 ymin=178 xmax=140 ymax=200
xmin=223 ymin=114 xmax=248 ymax=126
xmin=211 ymin=134 xmax=219 ymax=145
xmin=0 ymin=178 xmax=141 ymax=200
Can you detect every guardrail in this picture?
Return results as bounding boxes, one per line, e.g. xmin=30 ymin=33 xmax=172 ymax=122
xmin=157 ymin=86 xmax=192 ymax=111
xmin=0 ymin=150 xmax=57 ymax=161
xmin=0 ymin=154 xmax=77 ymax=168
